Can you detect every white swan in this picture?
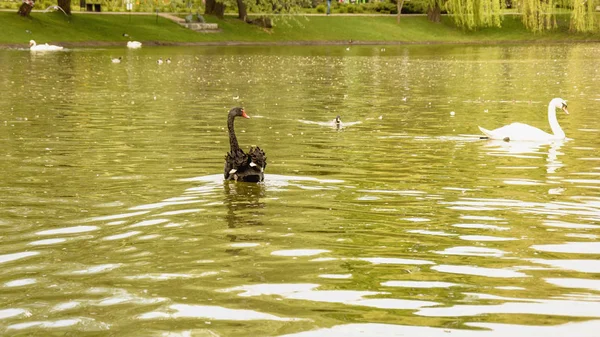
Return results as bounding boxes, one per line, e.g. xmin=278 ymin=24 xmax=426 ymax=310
xmin=29 ymin=40 xmax=63 ymax=51
xmin=157 ymin=57 xmax=163 ymax=65
xmin=111 ymin=57 xmax=122 ymax=63
xmin=479 ymin=98 xmax=569 ymax=141
xmin=127 ymin=41 xmax=142 ymax=49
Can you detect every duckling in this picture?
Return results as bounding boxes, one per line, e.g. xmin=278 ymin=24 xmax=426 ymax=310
xmin=334 ymin=115 xmax=342 ymax=129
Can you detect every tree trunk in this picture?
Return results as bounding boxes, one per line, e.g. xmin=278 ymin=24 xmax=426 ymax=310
xmin=205 ymin=0 xmax=225 ymax=18
xmin=427 ymin=3 xmax=441 ymax=23
xmin=396 ymin=0 xmax=404 ymax=23
xmin=236 ymin=0 xmax=247 ymax=21
xmin=214 ymin=2 xmax=225 ymax=18
xmin=57 ymin=0 xmax=71 ymax=14
xmin=205 ymin=0 xmax=215 ymax=15
xmin=17 ymin=0 xmax=35 ymax=16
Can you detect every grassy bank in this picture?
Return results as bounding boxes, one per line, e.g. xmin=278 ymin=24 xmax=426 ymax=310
xmin=2 ymin=11 xmax=600 ymax=47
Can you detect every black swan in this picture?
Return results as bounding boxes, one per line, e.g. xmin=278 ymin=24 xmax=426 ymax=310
xmin=224 ymin=107 xmax=267 ymax=182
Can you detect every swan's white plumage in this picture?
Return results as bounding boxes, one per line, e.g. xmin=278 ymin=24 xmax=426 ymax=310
xmin=29 ymin=40 xmax=63 ymax=51
xmin=478 ymin=123 xmax=555 ymax=140
xmin=479 ymin=98 xmax=568 ymax=141
xmin=127 ymin=41 xmax=142 ymax=49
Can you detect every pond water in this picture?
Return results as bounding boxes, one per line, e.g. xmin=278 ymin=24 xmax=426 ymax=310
xmin=1 ymin=43 xmax=600 ymax=336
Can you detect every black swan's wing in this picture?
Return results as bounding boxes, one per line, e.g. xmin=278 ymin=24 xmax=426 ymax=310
xmin=249 ymin=146 xmax=267 ymax=170
xmin=224 ymin=148 xmax=249 ymax=179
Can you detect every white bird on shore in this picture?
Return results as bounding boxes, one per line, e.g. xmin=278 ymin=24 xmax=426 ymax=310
xmin=111 ymin=57 xmax=122 ymax=63
xmin=127 ymin=41 xmax=142 ymax=49
xmin=29 ymin=40 xmax=63 ymax=51
xmin=479 ymin=98 xmax=569 ymax=141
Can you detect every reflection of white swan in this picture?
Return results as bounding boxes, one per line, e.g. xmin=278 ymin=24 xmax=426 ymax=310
xmin=483 ymin=139 xmax=545 ymax=157
xmin=546 ymin=140 xmax=565 ymax=174
xmin=127 ymin=41 xmax=142 ymax=49
xmin=29 ymin=40 xmax=63 ymax=51
xmin=479 ymin=98 xmax=569 ymax=141
xmin=482 ymin=138 xmax=566 ymax=160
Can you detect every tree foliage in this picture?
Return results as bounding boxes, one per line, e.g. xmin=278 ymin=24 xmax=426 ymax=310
xmin=446 ymin=0 xmax=503 ymax=29
xmin=516 ymin=0 xmax=556 ymax=32
xmin=413 ymin=0 xmax=598 ymax=33
xmin=570 ymin=0 xmax=597 ymax=32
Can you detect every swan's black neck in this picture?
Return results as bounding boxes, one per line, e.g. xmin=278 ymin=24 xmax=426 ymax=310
xmin=227 ymin=113 xmax=240 ymax=153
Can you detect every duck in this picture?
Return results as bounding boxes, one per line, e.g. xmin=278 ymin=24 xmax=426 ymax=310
xmin=157 ymin=57 xmax=163 ymax=65
xmin=127 ymin=41 xmax=142 ymax=49
xmin=479 ymin=98 xmax=569 ymax=141
xmin=334 ymin=115 xmax=342 ymax=129
xmin=224 ymin=107 xmax=267 ymax=183
xmin=111 ymin=57 xmax=122 ymax=63
xmin=29 ymin=40 xmax=63 ymax=51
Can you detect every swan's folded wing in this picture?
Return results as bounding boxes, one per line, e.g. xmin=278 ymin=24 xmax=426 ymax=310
xmin=249 ymin=146 xmax=267 ymax=169
xmin=224 ymin=149 xmax=250 ymax=179
xmin=478 ymin=126 xmax=494 ymax=138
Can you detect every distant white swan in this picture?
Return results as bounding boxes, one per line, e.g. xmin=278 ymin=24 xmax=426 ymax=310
xmin=479 ymin=98 xmax=569 ymax=141
xmin=127 ymin=41 xmax=142 ymax=49
xmin=157 ymin=57 xmax=163 ymax=65
xmin=111 ymin=57 xmax=122 ymax=63
xmin=29 ymin=40 xmax=63 ymax=51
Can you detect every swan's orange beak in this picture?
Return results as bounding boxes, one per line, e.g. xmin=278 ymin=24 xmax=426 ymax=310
xmin=241 ymin=109 xmax=250 ymax=119
xmin=562 ymin=107 xmax=569 ymax=115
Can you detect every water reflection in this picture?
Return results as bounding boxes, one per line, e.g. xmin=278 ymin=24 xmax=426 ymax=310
xmin=277 ymin=320 xmax=600 ymax=337
xmin=223 ymin=181 xmax=266 ymax=229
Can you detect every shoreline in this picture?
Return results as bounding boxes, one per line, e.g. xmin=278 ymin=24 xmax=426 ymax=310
xmin=3 ymin=11 xmax=600 ymax=48
xmin=3 ymin=38 xmax=600 ymax=49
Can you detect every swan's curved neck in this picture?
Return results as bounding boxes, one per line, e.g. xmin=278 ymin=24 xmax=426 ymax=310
xmin=548 ymin=101 xmax=564 ymax=138
xmin=227 ymin=114 xmax=240 ymax=153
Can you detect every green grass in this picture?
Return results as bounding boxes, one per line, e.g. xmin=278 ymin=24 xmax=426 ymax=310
xmin=2 ymin=11 xmax=600 ymax=46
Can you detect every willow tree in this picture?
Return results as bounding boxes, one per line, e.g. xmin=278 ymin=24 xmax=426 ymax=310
xmin=418 ymin=0 xmax=444 ymax=22
xmin=416 ymin=0 xmax=503 ymax=27
xmin=516 ymin=0 xmax=556 ymax=32
xmin=516 ymin=0 xmax=598 ymax=33
xmin=570 ymin=0 xmax=597 ymax=32
xmin=446 ymin=0 xmax=503 ymax=29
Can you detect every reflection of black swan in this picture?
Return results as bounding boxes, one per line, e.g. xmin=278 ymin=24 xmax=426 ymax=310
xmin=224 ymin=107 xmax=267 ymax=182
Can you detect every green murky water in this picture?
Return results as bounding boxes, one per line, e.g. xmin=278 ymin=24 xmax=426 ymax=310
xmin=1 ymin=43 xmax=600 ymax=336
